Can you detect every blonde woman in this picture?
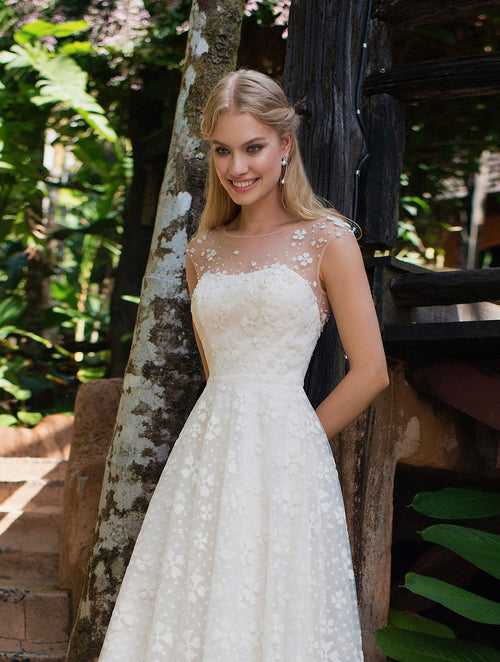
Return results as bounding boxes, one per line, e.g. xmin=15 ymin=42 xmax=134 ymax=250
xmin=99 ymin=69 xmax=388 ymax=662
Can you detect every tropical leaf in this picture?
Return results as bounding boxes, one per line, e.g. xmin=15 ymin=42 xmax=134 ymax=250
xmin=412 ymin=488 xmax=500 ymax=519
xmin=387 ymin=609 xmax=455 ymax=638
xmin=3 ymin=42 xmax=117 ymax=142
xmin=15 ymin=20 xmax=88 ymax=44
xmin=405 ymin=573 xmax=500 ymax=625
xmin=421 ymin=524 xmax=500 ymax=580
xmin=0 ymin=43 xmax=31 ymax=67
xmin=375 ymin=626 xmax=500 ymax=662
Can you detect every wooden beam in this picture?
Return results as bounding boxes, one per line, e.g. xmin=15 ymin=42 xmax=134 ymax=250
xmin=389 ymin=267 xmax=500 ymax=307
xmin=373 ymin=0 xmax=500 ymax=29
xmin=383 ymin=320 xmax=500 ymax=360
xmin=408 ymin=359 xmax=500 ymax=431
xmin=365 ymin=53 xmax=500 ymax=102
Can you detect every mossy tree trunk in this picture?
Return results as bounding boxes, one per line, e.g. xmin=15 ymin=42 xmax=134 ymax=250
xmin=65 ymin=2 xmax=245 ymax=660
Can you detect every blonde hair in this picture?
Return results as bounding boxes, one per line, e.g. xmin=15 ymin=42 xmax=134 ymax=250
xmin=196 ymin=69 xmax=356 ymax=237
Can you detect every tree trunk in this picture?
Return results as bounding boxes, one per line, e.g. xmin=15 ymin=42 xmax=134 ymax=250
xmin=65 ymin=2 xmax=244 ymax=660
xmin=284 ymin=0 xmax=371 ymax=409
xmin=284 ymin=0 xmax=368 ymax=217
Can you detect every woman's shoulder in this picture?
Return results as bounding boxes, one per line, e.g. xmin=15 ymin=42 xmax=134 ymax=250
xmin=187 ymin=226 xmax=224 ymax=253
xmin=298 ymin=216 xmax=358 ymax=253
xmin=309 ymin=214 xmax=358 ymax=238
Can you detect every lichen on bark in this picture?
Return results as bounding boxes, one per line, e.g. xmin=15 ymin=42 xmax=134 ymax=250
xmin=65 ymin=2 xmax=244 ymax=660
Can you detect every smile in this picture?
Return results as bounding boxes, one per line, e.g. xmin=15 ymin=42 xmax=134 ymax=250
xmin=230 ymin=178 xmax=258 ymax=190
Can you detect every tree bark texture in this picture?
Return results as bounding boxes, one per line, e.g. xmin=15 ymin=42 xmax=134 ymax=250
xmin=360 ymin=18 xmax=404 ymax=248
xmin=373 ymin=0 xmax=500 ymax=29
xmin=339 ymin=363 xmax=425 ymax=662
xmin=65 ymin=2 xmax=244 ymax=660
xmin=284 ymin=0 xmax=369 ymax=218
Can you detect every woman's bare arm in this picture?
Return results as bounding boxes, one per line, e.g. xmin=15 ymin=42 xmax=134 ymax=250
xmin=315 ymin=233 xmax=389 ymax=439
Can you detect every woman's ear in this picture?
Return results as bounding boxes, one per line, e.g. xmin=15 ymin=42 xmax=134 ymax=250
xmin=282 ymin=133 xmax=292 ymax=155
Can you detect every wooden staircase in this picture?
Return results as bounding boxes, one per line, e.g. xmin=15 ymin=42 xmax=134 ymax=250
xmin=0 ymin=457 xmax=69 ymax=661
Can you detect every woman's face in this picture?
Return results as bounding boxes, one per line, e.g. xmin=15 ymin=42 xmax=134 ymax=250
xmin=210 ymin=111 xmax=291 ymax=211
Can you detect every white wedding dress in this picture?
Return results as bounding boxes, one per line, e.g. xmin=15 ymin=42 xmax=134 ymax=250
xmin=98 ymin=217 xmax=364 ymax=662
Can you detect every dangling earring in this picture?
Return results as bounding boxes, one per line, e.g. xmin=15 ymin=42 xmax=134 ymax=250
xmin=280 ymin=154 xmax=289 ymax=185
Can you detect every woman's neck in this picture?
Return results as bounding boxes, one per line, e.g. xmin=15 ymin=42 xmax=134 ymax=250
xmin=231 ymin=201 xmax=295 ymax=235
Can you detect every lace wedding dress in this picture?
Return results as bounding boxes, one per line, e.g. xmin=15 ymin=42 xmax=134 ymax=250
xmin=98 ymin=217 xmax=364 ymax=662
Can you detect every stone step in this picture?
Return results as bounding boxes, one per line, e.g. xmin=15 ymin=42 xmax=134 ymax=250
xmin=0 ymin=481 xmax=64 ymax=511
xmin=0 ymin=459 xmax=66 ymax=484
xmin=0 ymin=551 xmax=59 ymax=588
xmin=0 ymin=457 xmax=69 ymax=660
xmin=0 ymin=587 xmax=69 ymax=657
xmin=0 ymin=511 xmax=62 ymax=555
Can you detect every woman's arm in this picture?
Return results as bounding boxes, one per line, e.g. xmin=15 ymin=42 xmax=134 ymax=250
xmin=315 ymin=233 xmax=389 ymax=440
xmin=186 ymin=252 xmax=210 ymax=380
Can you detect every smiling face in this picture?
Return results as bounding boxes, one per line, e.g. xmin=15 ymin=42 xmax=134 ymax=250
xmin=210 ymin=111 xmax=291 ymax=214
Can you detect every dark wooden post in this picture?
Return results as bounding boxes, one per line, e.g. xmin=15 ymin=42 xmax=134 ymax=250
xmin=284 ymin=2 xmax=403 ymax=660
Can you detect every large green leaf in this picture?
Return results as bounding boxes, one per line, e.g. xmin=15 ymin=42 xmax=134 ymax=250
xmin=421 ymin=524 xmax=500 ymax=580
xmin=3 ymin=42 xmax=117 ymax=142
xmin=405 ymin=573 xmax=500 ymax=624
xmin=412 ymin=488 xmax=500 ymax=519
xmin=375 ymin=626 xmax=500 ymax=662
xmin=387 ymin=609 xmax=455 ymax=638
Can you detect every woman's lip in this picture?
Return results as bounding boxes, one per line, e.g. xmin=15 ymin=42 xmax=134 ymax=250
xmin=229 ymin=178 xmax=258 ymax=190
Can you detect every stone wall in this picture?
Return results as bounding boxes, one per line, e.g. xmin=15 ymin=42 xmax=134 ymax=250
xmin=57 ymin=379 xmax=123 ymax=619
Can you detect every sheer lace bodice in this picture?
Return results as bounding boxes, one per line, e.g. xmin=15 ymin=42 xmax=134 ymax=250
xmin=188 ymin=217 xmax=353 ymax=383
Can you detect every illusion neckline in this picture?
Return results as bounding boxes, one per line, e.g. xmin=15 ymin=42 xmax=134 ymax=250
xmin=222 ymin=219 xmax=305 ymax=238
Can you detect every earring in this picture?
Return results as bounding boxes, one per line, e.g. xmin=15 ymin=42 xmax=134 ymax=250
xmin=280 ymin=154 xmax=289 ymax=185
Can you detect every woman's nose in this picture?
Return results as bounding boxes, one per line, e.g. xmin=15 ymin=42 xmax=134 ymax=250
xmin=228 ymin=153 xmax=248 ymax=177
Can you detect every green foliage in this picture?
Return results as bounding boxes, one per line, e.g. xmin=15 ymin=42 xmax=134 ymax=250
xmin=405 ymin=573 xmax=500 ymax=625
xmin=412 ymin=488 xmax=500 ymax=520
xmin=390 ymin=15 xmax=500 ymax=267
xmin=420 ymin=525 xmax=500 ymax=581
xmin=0 ymin=19 xmax=126 ymax=425
xmin=375 ymin=626 xmax=500 ymax=662
xmin=0 ymin=20 xmax=117 ymax=142
xmin=385 ymin=609 xmax=456 ymax=638
xmin=376 ymin=487 xmax=500 ymax=660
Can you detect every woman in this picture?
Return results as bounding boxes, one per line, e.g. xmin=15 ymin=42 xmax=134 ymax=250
xmin=98 ymin=69 xmax=388 ymax=662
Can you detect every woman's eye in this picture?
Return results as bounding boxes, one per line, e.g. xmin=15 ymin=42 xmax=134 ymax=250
xmin=247 ymin=144 xmax=262 ymax=153
xmin=214 ymin=147 xmax=229 ymax=155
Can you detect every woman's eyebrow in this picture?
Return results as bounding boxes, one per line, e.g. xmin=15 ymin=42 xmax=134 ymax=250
xmin=211 ymin=136 xmax=268 ymax=147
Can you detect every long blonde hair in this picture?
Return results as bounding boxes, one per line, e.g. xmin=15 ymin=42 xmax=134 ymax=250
xmin=196 ymin=69 xmax=353 ymax=237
